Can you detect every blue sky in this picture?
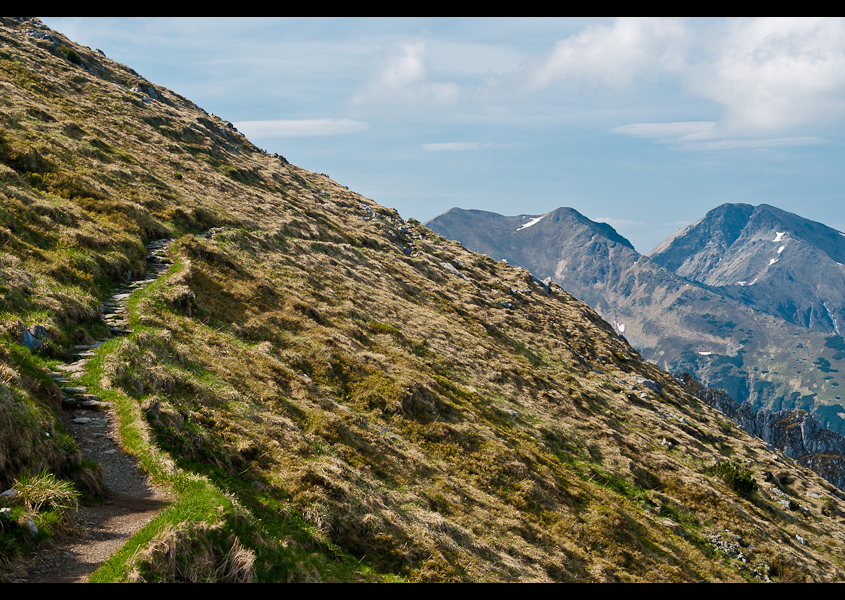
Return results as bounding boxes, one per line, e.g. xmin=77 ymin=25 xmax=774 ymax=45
xmin=41 ymin=17 xmax=845 ymax=253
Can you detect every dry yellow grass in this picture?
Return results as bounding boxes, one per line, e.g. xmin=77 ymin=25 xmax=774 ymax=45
xmin=3 ymin=17 xmax=845 ymax=582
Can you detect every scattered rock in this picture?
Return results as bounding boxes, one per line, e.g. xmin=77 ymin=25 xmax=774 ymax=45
xmin=24 ymin=520 xmax=38 ymax=537
xmin=708 ymin=530 xmax=751 ymax=565
xmin=632 ymin=376 xmax=663 ymax=396
xmin=17 ymin=321 xmax=50 ymax=352
xmin=24 ymin=28 xmax=57 ymax=46
xmin=532 ymin=276 xmax=551 ymax=294
xmin=441 ymin=262 xmax=469 ymax=281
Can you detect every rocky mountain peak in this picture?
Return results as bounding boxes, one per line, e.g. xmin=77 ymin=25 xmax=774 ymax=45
xmin=647 ymin=203 xmax=754 ymax=277
xmin=650 ymin=203 xmax=845 ymax=282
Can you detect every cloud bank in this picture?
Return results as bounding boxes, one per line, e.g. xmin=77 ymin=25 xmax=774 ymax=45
xmin=341 ymin=18 xmax=845 ymax=150
xmin=233 ymin=119 xmax=369 ymax=139
xmin=692 ymin=17 xmax=845 ymax=134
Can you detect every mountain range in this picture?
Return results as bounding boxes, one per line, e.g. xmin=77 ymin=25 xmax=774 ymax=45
xmin=427 ymin=205 xmax=845 ymax=435
xmin=4 ymin=17 xmax=845 ymax=582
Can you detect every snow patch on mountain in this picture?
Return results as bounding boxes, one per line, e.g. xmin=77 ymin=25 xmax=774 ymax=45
xmin=517 ymin=215 xmax=547 ymax=232
xmin=773 ymin=232 xmax=787 ymax=243
xmin=824 ymin=303 xmax=841 ymax=336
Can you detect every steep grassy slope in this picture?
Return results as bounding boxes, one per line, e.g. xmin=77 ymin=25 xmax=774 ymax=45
xmin=4 ymin=17 xmax=845 ymax=582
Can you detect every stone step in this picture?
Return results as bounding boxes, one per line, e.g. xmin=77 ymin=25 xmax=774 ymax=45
xmin=55 ymin=361 xmax=88 ymax=373
xmin=61 ymin=386 xmax=88 ymax=395
xmin=72 ymin=417 xmax=108 ymax=427
xmin=63 ymin=394 xmax=111 ymax=410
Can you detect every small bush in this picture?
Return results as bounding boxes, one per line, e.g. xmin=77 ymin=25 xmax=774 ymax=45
xmin=770 ymin=555 xmax=807 ymax=583
xmin=711 ymin=461 xmax=758 ymax=498
xmin=59 ymin=46 xmax=83 ymax=66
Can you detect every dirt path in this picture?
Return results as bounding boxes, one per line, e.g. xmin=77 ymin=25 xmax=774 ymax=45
xmin=9 ymin=411 xmax=170 ymax=583
xmin=8 ymin=240 xmax=176 ymax=583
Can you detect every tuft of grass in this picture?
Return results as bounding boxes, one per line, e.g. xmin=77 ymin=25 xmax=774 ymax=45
xmin=14 ymin=470 xmax=80 ymax=516
xmin=126 ymin=520 xmax=256 ymax=583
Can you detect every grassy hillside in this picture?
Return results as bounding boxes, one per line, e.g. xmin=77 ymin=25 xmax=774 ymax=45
xmin=3 ymin=17 xmax=845 ymax=582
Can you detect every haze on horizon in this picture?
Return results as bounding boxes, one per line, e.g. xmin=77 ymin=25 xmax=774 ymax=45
xmin=42 ymin=17 xmax=845 ymax=253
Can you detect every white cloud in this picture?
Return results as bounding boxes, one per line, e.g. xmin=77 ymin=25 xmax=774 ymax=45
xmin=611 ymin=121 xmax=829 ymax=150
xmin=535 ymin=17 xmax=845 ymax=146
xmin=527 ymin=17 xmax=689 ymax=90
xmin=611 ymin=122 xmax=718 ymax=141
xmin=373 ymin=41 xmax=427 ymax=91
xmin=690 ymin=18 xmax=845 ymax=134
xmin=351 ymin=41 xmax=461 ymax=112
xmin=233 ymin=119 xmax=368 ymax=139
xmin=422 ymin=142 xmax=483 ymax=152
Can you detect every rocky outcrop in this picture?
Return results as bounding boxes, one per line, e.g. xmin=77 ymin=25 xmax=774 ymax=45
xmin=680 ymin=374 xmax=845 ymax=491
xmin=17 ymin=322 xmax=50 ymax=352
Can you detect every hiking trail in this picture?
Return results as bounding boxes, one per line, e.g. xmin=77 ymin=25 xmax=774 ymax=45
xmin=10 ymin=239 xmax=178 ymax=583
